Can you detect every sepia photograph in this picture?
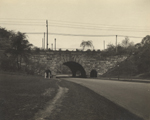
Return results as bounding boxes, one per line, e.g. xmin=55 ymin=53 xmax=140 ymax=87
xmin=0 ymin=0 xmax=150 ymax=120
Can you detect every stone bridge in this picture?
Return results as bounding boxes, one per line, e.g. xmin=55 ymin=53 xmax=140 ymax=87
xmin=31 ymin=51 xmax=127 ymax=78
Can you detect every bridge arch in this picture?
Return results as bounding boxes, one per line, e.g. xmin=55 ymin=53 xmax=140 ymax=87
xmin=90 ymin=69 xmax=97 ymax=78
xmin=45 ymin=69 xmax=51 ymax=78
xmin=63 ymin=61 xmax=86 ymax=78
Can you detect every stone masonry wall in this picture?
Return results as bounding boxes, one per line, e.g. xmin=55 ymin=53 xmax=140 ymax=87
xmin=30 ymin=51 xmax=127 ymax=77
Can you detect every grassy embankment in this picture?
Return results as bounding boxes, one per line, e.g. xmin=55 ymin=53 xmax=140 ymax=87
xmin=102 ymin=55 xmax=150 ymax=79
xmin=0 ymin=73 xmax=58 ymax=120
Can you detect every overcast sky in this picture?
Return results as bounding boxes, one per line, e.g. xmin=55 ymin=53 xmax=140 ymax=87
xmin=0 ymin=0 xmax=150 ymax=50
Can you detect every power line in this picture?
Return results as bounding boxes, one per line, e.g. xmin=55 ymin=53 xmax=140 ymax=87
xmin=0 ymin=18 xmax=149 ymax=33
xmin=0 ymin=21 xmax=44 ymax=24
xmin=25 ymin=32 xmax=143 ymax=38
xmin=47 ymin=19 xmax=149 ymax=28
xmin=1 ymin=20 xmax=149 ymax=30
xmin=1 ymin=22 xmax=149 ymax=33
xmin=118 ymin=35 xmax=143 ymax=38
xmin=48 ymin=22 xmax=150 ymax=30
xmin=0 ymin=23 xmax=44 ymax=26
xmin=0 ymin=18 xmax=46 ymax=21
xmin=0 ymin=18 xmax=149 ymax=28
xmin=0 ymin=18 xmax=149 ymax=30
xmin=26 ymin=32 xmax=114 ymax=37
xmin=48 ymin=24 xmax=150 ymax=32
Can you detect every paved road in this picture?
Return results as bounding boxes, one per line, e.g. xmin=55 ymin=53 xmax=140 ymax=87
xmin=63 ymin=78 xmax=150 ymax=120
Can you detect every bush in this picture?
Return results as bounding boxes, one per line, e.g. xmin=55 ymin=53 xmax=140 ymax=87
xmin=86 ymin=49 xmax=91 ymax=51
xmin=0 ymin=58 xmax=17 ymax=71
xmin=26 ymin=69 xmax=34 ymax=75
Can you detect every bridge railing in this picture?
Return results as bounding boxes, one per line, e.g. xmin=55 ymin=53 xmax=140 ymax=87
xmin=39 ymin=48 xmax=101 ymax=52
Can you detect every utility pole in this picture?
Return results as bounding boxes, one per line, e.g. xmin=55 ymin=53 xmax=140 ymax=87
xmin=44 ymin=32 xmax=45 ymax=49
xmin=55 ymin=38 xmax=56 ymax=51
xmin=116 ymin=35 xmax=118 ymax=53
xmin=46 ymin=20 xmax=48 ymax=49
xmin=42 ymin=38 xmax=43 ymax=48
xmin=103 ymin=40 xmax=105 ymax=50
xmin=51 ymin=43 xmax=53 ymax=50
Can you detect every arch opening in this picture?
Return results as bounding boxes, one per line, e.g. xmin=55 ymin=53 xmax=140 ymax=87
xmin=56 ymin=64 xmax=72 ymax=77
xmin=90 ymin=70 xmax=97 ymax=78
xmin=63 ymin=61 xmax=86 ymax=78
xmin=45 ymin=69 xmax=51 ymax=78
xmin=76 ymin=71 xmax=81 ymax=77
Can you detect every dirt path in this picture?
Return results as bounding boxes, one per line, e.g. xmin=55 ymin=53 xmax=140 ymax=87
xmin=33 ymin=85 xmax=68 ymax=120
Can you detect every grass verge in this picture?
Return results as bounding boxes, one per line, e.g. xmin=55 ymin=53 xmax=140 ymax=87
xmin=0 ymin=74 xmax=58 ymax=120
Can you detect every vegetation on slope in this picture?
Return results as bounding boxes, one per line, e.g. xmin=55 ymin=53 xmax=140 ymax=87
xmin=103 ymin=35 xmax=150 ymax=78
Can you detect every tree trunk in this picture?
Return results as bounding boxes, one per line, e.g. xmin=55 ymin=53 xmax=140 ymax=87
xmin=20 ymin=55 xmax=22 ymax=70
xmin=83 ymin=46 xmax=85 ymax=51
xmin=16 ymin=56 xmax=20 ymax=70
